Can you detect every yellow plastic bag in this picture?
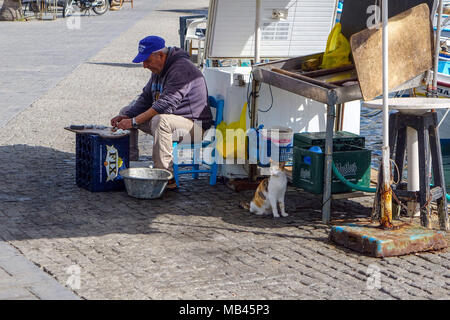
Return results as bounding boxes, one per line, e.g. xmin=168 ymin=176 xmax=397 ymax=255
xmin=320 ymin=23 xmax=351 ymax=69
xmin=216 ymin=103 xmax=247 ymax=159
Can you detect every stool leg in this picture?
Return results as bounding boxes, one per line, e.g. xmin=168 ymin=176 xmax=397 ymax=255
xmin=371 ymin=168 xmax=382 ymax=221
xmin=209 ymin=163 xmax=217 ymax=185
xmin=173 ymin=142 xmax=180 ymax=187
xmin=418 ymin=123 xmax=431 ymax=229
xmin=392 ymin=127 xmax=406 ymax=220
xmin=389 ymin=113 xmax=398 ymax=156
xmin=192 ymin=147 xmax=200 ymax=179
xmin=429 ymin=123 xmax=449 ymax=231
xmin=394 ymin=127 xmax=406 ymax=184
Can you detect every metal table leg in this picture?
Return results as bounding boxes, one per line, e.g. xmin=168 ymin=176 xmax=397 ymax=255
xmin=249 ymin=78 xmax=259 ymax=181
xmin=322 ymin=102 xmax=336 ymax=224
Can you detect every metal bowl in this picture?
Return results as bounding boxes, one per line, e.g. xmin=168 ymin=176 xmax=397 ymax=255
xmin=120 ymin=168 xmax=173 ymax=199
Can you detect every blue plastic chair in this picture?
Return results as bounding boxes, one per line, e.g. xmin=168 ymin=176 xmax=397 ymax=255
xmin=172 ymin=96 xmax=224 ymax=187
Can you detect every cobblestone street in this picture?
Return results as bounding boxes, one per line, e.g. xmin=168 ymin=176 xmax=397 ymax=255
xmin=0 ymin=0 xmax=449 ymax=300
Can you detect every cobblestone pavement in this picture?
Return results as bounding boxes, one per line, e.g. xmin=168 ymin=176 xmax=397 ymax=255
xmin=0 ymin=0 xmax=449 ymax=300
xmin=0 ymin=0 xmax=163 ymax=128
xmin=0 ymin=241 xmax=79 ymax=299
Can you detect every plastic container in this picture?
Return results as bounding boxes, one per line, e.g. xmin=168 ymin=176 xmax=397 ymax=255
xmin=292 ymin=144 xmax=371 ymax=194
xmin=262 ymin=126 xmax=294 ymax=146
xmin=294 ymin=131 xmax=365 ymax=149
xmin=121 ymin=168 xmax=172 ymax=199
xmin=303 ymin=146 xmax=322 ymax=165
xmin=75 ymin=133 xmax=129 ymax=192
xmin=258 ymin=126 xmax=293 ymax=167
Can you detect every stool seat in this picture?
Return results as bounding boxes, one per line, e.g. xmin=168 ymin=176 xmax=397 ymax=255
xmin=363 ymin=97 xmax=450 ymax=115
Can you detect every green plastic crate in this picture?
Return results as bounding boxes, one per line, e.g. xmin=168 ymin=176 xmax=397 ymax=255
xmin=294 ymin=131 xmax=365 ymax=149
xmin=292 ymin=144 xmax=371 ymax=194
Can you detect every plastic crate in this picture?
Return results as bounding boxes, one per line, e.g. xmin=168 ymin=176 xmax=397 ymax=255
xmin=258 ymin=144 xmax=293 ymax=167
xmin=76 ymin=133 xmax=129 ymax=192
xmin=294 ymin=131 xmax=365 ymax=149
xmin=292 ymin=144 xmax=371 ymax=194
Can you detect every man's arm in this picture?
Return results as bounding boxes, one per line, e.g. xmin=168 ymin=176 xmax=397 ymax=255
xmin=151 ymin=62 xmax=192 ymax=114
xmin=122 ymin=81 xmax=154 ymax=118
xmin=135 ymin=107 xmax=159 ymax=124
xmin=116 ymin=107 xmax=159 ymax=130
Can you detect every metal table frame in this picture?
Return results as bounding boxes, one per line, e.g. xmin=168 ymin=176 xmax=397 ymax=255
xmin=251 ymin=53 xmax=426 ymax=223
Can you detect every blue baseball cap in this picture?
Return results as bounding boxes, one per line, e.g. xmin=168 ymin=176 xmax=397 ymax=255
xmin=132 ymin=36 xmax=165 ymax=63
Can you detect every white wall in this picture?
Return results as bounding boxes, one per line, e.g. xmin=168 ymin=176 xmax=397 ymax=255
xmin=204 ymin=66 xmax=360 ymax=177
xmin=204 ymin=66 xmax=359 ymax=135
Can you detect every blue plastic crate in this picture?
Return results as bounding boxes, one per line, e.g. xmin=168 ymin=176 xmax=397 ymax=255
xmin=75 ymin=133 xmax=129 ymax=192
xmin=258 ymin=144 xmax=293 ymax=167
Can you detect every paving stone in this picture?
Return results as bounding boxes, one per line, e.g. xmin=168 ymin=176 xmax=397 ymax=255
xmin=0 ymin=287 xmax=38 ymax=300
xmin=0 ymin=0 xmax=448 ymax=300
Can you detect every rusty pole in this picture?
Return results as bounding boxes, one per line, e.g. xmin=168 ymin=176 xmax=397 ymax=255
xmin=381 ymin=0 xmax=393 ymax=229
xmin=432 ymin=0 xmax=444 ymax=98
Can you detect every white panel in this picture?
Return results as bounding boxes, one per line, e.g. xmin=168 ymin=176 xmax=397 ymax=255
xmin=205 ymin=67 xmax=333 ymax=134
xmin=207 ymin=0 xmax=337 ymax=58
xmin=204 ymin=66 xmax=361 ymax=177
xmin=341 ymin=101 xmax=361 ymax=135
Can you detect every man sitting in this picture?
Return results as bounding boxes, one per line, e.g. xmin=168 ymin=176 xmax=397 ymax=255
xmin=111 ymin=36 xmax=212 ymax=187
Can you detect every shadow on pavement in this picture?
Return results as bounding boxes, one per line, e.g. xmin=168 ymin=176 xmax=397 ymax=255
xmin=0 ymin=144 xmax=371 ymax=244
xmin=86 ymin=62 xmax=142 ymax=68
xmin=157 ymin=8 xmax=208 ymax=15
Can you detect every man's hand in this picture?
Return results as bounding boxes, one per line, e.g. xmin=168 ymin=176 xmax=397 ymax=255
xmin=111 ymin=115 xmax=129 ymax=128
xmin=117 ymin=118 xmax=132 ymax=130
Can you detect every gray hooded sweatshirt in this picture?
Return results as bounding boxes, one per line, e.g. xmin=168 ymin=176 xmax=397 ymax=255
xmin=123 ymin=47 xmax=213 ymax=130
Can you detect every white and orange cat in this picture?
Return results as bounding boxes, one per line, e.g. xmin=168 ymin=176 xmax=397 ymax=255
xmin=241 ymin=161 xmax=288 ymax=218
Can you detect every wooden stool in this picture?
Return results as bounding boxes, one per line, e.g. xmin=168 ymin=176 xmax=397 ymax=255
xmin=389 ymin=111 xmax=449 ymax=230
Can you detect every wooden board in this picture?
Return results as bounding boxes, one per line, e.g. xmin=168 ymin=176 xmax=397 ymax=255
xmin=64 ymin=126 xmax=129 ymax=139
xmin=350 ymin=3 xmax=433 ymax=101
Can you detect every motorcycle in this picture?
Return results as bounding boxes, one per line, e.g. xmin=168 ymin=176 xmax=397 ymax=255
xmin=62 ymin=0 xmax=109 ymax=17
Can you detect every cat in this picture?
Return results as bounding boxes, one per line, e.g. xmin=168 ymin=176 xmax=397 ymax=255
xmin=240 ymin=161 xmax=288 ymax=218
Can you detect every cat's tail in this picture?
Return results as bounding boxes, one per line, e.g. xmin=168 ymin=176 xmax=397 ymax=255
xmin=239 ymin=201 xmax=250 ymax=211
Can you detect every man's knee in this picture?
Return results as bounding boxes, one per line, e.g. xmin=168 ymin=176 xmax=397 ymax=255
xmin=151 ymin=114 xmax=170 ymax=133
xmin=151 ymin=115 xmax=190 ymax=142
xmin=151 ymin=114 xmax=162 ymax=126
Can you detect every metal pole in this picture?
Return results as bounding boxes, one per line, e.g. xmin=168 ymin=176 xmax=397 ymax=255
xmin=432 ymin=0 xmax=444 ymax=96
xmin=249 ymin=0 xmax=262 ymax=181
xmin=427 ymin=0 xmax=444 ymax=204
xmin=381 ymin=0 xmax=393 ymax=229
xmin=322 ymin=99 xmax=336 ymax=224
xmin=249 ymin=78 xmax=259 ymax=181
xmin=255 ymin=0 xmax=261 ymax=64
